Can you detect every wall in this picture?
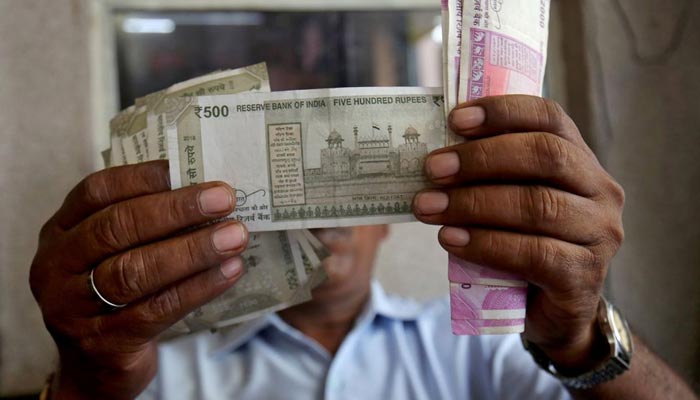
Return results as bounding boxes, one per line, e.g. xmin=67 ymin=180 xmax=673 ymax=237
xmin=0 ymin=0 xmax=698 ymax=396
xmin=551 ymin=0 xmax=700 ymax=390
xmin=0 ymin=0 xmax=94 ymax=395
xmin=581 ymin=0 xmax=700 ymax=390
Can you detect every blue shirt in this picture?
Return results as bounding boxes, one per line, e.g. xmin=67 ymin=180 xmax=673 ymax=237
xmin=139 ymin=281 xmax=571 ymax=400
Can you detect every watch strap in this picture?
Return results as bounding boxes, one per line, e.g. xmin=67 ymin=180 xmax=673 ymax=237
xmin=521 ymin=297 xmax=633 ymax=390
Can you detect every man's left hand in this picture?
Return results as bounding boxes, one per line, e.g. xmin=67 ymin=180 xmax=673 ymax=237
xmin=413 ymin=95 xmax=625 ymax=372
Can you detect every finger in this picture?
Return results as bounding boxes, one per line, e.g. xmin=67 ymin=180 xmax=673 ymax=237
xmin=414 ymin=185 xmax=602 ymax=245
xmin=83 ymin=221 xmax=248 ymax=313
xmin=438 ymin=226 xmax=601 ymax=294
xmin=54 ymin=160 xmax=171 ymax=230
xmin=424 ymin=132 xmax=606 ymax=198
xmin=59 ymin=181 xmax=236 ymax=272
xmin=102 ymin=256 xmax=246 ymax=342
xmin=449 ymin=95 xmax=589 ymax=150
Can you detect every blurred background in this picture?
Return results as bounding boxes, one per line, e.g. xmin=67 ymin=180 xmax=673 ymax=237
xmin=1 ymin=0 xmax=698 ymax=396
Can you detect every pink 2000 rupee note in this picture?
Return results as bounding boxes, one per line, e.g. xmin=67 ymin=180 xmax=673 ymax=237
xmin=450 ymin=282 xmax=526 ymax=320
xmin=449 ymin=256 xmax=527 ymax=287
xmin=451 ymin=318 xmax=525 ymax=335
xmin=447 ymin=1 xmax=551 ymax=335
xmin=456 ymin=0 xmax=550 ymax=107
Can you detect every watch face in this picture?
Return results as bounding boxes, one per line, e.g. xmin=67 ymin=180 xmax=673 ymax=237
xmin=611 ymin=307 xmax=633 ymax=354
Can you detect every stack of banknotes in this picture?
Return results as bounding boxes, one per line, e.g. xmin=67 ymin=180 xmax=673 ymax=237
xmin=442 ymin=0 xmax=551 ymax=334
xmin=105 ymin=64 xmax=334 ymax=336
xmin=105 ymin=63 xmax=451 ymax=337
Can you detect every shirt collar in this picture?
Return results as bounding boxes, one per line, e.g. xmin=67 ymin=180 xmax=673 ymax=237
xmin=208 ymin=279 xmax=425 ymax=356
xmin=369 ymin=279 xmax=425 ymax=320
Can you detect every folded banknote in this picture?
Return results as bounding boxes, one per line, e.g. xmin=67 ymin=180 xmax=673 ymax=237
xmin=448 ymin=256 xmax=526 ymax=287
xmin=451 ymin=318 xmax=525 ymax=335
xmin=449 ymin=282 xmax=527 ymax=320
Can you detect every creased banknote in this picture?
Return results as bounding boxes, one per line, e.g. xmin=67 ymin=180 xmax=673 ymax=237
xmin=104 ymin=63 xmax=343 ymax=337
xmin=290 ymin=230 xmax=329 ymax=289
xmin=107 ymin=63 xmax=270 ymax=167
xmin=448 ymin=256 xmax=527 ymax=287
xmin=450 ymin=282 xmax=527 ymax=320
xmin=183 ymin=231 xmax=311 ymax=330
xmin=144 ymin=64 xmax=270 ymax=161
xmin=167 ymin=86 xmax=445 ymax=232
xmin=451 ymin=318 xmax=525 ymax=335
xmin=289 ymin=231 xmax=329 ymax=291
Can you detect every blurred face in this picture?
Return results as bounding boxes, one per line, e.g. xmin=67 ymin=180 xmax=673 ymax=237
xmin=310 ymin=225 xmax=389 ymax=297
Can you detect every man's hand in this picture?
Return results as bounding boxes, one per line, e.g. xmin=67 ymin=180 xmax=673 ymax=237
xmin=30 ymin=160 xmax=248 ymax=399
xmin=413 ymin=95 xmax=625 ymax=372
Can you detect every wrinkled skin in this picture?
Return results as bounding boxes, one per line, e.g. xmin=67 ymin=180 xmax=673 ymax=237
xmin=413 ymin=95 xmax=625 ymax=371
xmin=30 ymin=94 xmax=628 ymax=398
xmin=30 ymin=163 xmax=248 ymax=399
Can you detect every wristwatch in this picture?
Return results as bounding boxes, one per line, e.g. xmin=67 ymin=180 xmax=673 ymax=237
xmin=522 ymin=296 xmax=634 ymax=390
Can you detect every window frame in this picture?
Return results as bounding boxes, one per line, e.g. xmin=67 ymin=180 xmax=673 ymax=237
xmin=88 ymin=0 xmax=439 ymax=165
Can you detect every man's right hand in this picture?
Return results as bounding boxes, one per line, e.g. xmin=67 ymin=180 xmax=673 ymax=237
xmin=29 ymin=160 xmax=248 ymax=399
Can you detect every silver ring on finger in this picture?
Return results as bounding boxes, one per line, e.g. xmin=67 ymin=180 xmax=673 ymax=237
xmin=88 ymin=268 xmax=128 ymax=310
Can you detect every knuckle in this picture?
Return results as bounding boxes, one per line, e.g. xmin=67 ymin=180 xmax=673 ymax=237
xmin=112 ymin=204 xmax=140 ymax=243
xmin=107 ymin=250 xmax=150 ymax=303
xmin=538 ymin=97 xmax=568 ymax=130
xmin=166 ymin=191 xmax=196 ymax=223
xmin=526 ymin=237 xmax=577 ymax=289
xmin=579 ymin=246 xmax=602 ymax=271
xmin=106 ymin=203 xmax=142 ymax=246
xmin=184 ymin=233 xmax=206 ymax=266
xmin=498 ymin=95 xmax=519 ymax=123
xmin=569 ymin=243 xmax=606 ymax=290
xmin=91 ymin=210 xmax=125 ymax=253
xmin=454 ymin=188 xmax=483 ymax=219
xmin=528 ymin=236 xmax=559 ymax=272
xmin=29 ymin=257 xmax=48 ymax=301
xmin=74 ymin=323 xmax=99 ymax=352
xmin=534 ymin=134 xmax=570 ymax=177
xmin=46 ymin=315 xmax=94 ymax=349
xmin=142 ymin=287 xmax=183 ymax=322
xmin=39 ymin=217 xmax=58 ymax=239
xmin=580 ymin=247 xmax=607 ymax=287
xmin=482 ymin=230 xmax=503 ymax=259
xmin=79 ymin=171 xmax=110 ymax=208
xmin=607 ymin=222 xmax=625 ymax=249
xmin=522 ymin=186 xmax=561 ymax=225
xmin=47 ymin=322 xmax=80 ymax=347
xmin=608 ymin=179 xmax=626 ymax=207
xmin=473 ymin=141 xmax=491 ymax=170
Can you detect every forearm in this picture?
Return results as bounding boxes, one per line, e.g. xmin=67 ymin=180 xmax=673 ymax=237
xmin=569 ymin=335 xmax=697 ymax=400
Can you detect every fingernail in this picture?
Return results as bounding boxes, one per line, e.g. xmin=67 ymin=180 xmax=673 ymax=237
xmin=212 ymin=223 xmax=247 ymax=252
xmin=414 ymin=192 xmax=449 ymax=215
xmin=199 ymin=186 xmax=233 ymax=215
xmin=426 ymin=152 xmax=460 ymax=179
xmin=450 ymin=106 xmax=485 ymax=131
xmin=440 ymin=227 xmax=471 ymax=247
xmin=220 ymin=257 xmax=244 ymax=279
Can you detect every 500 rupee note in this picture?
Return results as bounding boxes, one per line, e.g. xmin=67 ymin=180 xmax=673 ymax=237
xmin=168 ymin=87 xmax=445 ymax=232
